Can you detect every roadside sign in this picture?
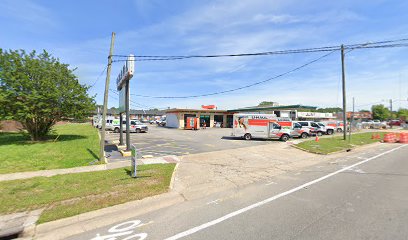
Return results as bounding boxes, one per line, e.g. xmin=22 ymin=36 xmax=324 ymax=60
xmin=116 ymin=54 xmax=135 ymax=91
xmin=118 ymin=87 xmax=126 ymax=112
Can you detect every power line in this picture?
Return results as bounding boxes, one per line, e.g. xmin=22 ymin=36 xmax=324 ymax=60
xmin=109 ymin=88 xmax=159 ymax=109
xmin=112 ymin=47 xmax=338 ymax=62
xmin=130 ymin=50 xmax=337 ymax=99
xmin=89 ymin=65 xmax=108 ymax=88
xmin=111 ymin=37 xmax=408 ymax=62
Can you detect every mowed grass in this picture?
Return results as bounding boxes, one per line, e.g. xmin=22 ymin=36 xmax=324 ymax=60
xmin=0 ymin=164 xmax=175 ymax=223
xmin=0 ymin=123 xmax=100 ymax=174
xmin=296 ymin=132 xmax=388 ymax=154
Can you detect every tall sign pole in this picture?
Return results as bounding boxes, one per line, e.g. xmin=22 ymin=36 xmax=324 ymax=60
xmin=341 ymin=44 xmax=347 ymax=140
xmin=99 ymin=32 xmax=115 ymax=162
xmin=119 ymin=113 xmax=123 ymax=145
xmin=125 ymin=79 xmax=131 ymax=151
xmin=116 ymin=55 xmax=135 ymax=152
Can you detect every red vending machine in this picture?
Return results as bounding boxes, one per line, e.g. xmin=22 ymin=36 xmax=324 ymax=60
xmin=185 ymin=117 xmax=198 ymax=130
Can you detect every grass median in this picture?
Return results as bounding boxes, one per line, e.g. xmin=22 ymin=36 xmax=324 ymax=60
xmin=0 ymin=164 xmax=175 ymax=223
xmin=295 ymin=132 xmax=388 ymax=154
xmin=0 ymin=123 xmax=100 ymax=174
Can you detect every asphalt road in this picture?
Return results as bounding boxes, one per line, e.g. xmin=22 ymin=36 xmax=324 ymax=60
xmin=69 ymin=143 xmax=408 ymax=240
xmin=104 ymin=125 xmax=275 ymax=159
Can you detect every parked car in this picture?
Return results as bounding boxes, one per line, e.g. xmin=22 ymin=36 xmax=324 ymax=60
xmin=362 ymin=120 xmax=388 ymax=129
xmin=112 ymin=119 xmax=148 ymax=133
xmin=290 ymin=122 xmax=310 ymax=139
xmin=320 ymin=121 xmax=344 ymax=133
xmin=388 ymin=120 xmax=403 ymax=126
xmin=316 ymin=122 xmax=335 ymax=135
xmin=157 ymin=118 xmax=166 ymax=127
xmin=296 ymin=121 xmax=325 ymax=136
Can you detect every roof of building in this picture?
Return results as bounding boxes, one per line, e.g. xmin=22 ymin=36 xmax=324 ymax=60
xmin=94 ymin=108 xmax=165 ymax=115
xmin=165 ymin=108 xmax=229 ymax=113
xmin=227 ymin=104 xmax=317 ymax=112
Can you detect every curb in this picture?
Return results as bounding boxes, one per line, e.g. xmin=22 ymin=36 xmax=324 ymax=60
xmin=291 ymin=141 xmax=383 ymax=155
xmin=0 ymin=156 xmax=179 ymax=182
xmin=169 ymin=163 xmax=180 ymax=190
xmin=34 ymin=191 xmax=184 ymax=240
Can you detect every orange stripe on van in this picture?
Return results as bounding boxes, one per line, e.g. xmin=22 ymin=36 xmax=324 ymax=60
xmin=278 ymin=121 xmax=292 ymax=127
xmin=248 ymin=119 xmax=271 ymax=126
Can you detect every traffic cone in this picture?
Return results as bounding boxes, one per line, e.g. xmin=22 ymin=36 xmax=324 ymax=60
xmin=315 ymin=135 xmax=319 ymax=142
xmin=375 ymin=134 xmax=381 ymax=139
xmin=371 ymin=134 xmax=375 ymax=139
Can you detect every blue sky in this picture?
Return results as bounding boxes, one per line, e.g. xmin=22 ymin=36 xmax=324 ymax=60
xmin=1 ymin=0 xmax=408 ymax=111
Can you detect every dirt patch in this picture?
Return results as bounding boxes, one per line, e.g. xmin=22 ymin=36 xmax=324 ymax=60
xmin=0 ymin=120 xmax=23 ymax=132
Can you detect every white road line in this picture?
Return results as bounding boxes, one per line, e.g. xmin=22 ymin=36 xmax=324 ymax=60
xmin=164 ymin=144 xmax=407 ymax=240
xmin=265 ymin=181 xmax=277 ymax=186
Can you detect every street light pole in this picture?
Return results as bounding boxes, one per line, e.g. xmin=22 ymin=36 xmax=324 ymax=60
xmin=341 ymin=45 xmax=347 ymax=140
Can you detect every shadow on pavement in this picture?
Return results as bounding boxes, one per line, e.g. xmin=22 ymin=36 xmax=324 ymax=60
xmin=221 ymin=136 xmax=270 ymax=142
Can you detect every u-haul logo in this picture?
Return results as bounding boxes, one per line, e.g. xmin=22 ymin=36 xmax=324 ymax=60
xmin=250 ymin=115 xmax=272 ymax=120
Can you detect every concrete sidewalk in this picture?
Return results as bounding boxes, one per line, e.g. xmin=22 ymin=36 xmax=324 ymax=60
xmin=0 ymin=155 xmax=180 ymax=182
xmin=32 ymin=141 xmax=387 ymax=240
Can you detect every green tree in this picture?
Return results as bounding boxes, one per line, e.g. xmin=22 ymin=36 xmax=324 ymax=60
xmin=258 ymin=101 xmax=277 ymax=107
xmin=371 ymin=104 xmax=390 ymax=121
xmin=0 ymin=49 xmax=95 ymax=140
xmin=397 ymin=108 xmax=408 ymax=119
xmin=315 ymin=107 xmax=343 ymax=113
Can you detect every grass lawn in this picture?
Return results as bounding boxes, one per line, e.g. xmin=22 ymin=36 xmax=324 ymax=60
xmin=0 ymin=123 xmax=100 ymax=174
xmin=295 ymin=132 xmax=388 ymax=154
xmin=0 ymin=164 xmax=176 ymax=223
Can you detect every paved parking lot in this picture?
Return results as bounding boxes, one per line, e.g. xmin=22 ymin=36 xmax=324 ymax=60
xmin=105 ymin=125 xmax=275 ymax=159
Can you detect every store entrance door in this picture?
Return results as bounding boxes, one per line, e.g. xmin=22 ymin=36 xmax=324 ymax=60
xmin=200 ymin=115 xmax=210 ymax=127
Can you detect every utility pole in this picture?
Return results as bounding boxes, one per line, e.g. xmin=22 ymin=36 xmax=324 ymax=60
xmin=99 ymin=32 xmax=115 ymax=162
xmin=389 ymin=99 xmax=393 ymax=116
xmin=349 ymin=97 xmax=354 ymax=143
xmin=389 ymin=99 xmax=393 ymax=128
xmin=341 ymin=45 xmax=347 ymax=140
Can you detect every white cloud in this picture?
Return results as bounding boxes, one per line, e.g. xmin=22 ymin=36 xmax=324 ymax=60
xmin=0 ymin=0 xmax=57 ymax=28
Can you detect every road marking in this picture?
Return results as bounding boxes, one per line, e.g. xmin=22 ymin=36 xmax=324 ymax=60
xmin=164 ymin=144 xmax=407 ymax=240
xmin=206 ymin=199 xmax=221 ymax=205
xmin=265 ymin=181 xmax=277 ymax=186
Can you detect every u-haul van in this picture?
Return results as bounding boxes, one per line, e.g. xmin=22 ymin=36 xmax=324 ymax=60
xmin=232 ymin=113 xmax=296 ymax=141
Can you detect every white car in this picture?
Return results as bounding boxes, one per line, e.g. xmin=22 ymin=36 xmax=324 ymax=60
xmin=112 ymin=119 xmax=148 ymax=133
xmin=316 ymin=122 xmax=335 ymax=135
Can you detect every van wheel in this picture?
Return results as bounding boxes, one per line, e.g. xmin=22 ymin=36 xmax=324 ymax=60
xmin=317 ymin=131 xmax=323 ymax=136
xmin=301 ymin=132 xmax=308 ymax=138
xmin=280 ymin=134 xmax=289 ymax=142
xmin=244 ymin=133 xmax=252 ymax=140
xmin=337 ymin=128 xmax=343 ymax=133
xmin=327 ymin=129 xmax=334 ymax=135
xmin=114 ymin=128 xmax=120 ymax=133
xmin=136 ymin=129 xmax=141 ymax=133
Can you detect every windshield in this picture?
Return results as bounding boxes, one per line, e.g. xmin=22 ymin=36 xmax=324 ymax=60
xmin=318 ymin=123 xmax=324 ymax=127
xmin=311 ymin=123 xmax=320 ymax=128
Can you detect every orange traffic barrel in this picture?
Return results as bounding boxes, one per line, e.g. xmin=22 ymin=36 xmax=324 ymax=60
xmin=383 ymin=133 xmax=397 ymax=143
xmin=399 ymin=133 xmax=408 ymax=144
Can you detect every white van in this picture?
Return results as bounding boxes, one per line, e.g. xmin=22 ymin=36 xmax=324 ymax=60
xmin=232 ymin=114 xmax=293 ymax=141
xmin=95 ymin=116 xmax=116 ymax=130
